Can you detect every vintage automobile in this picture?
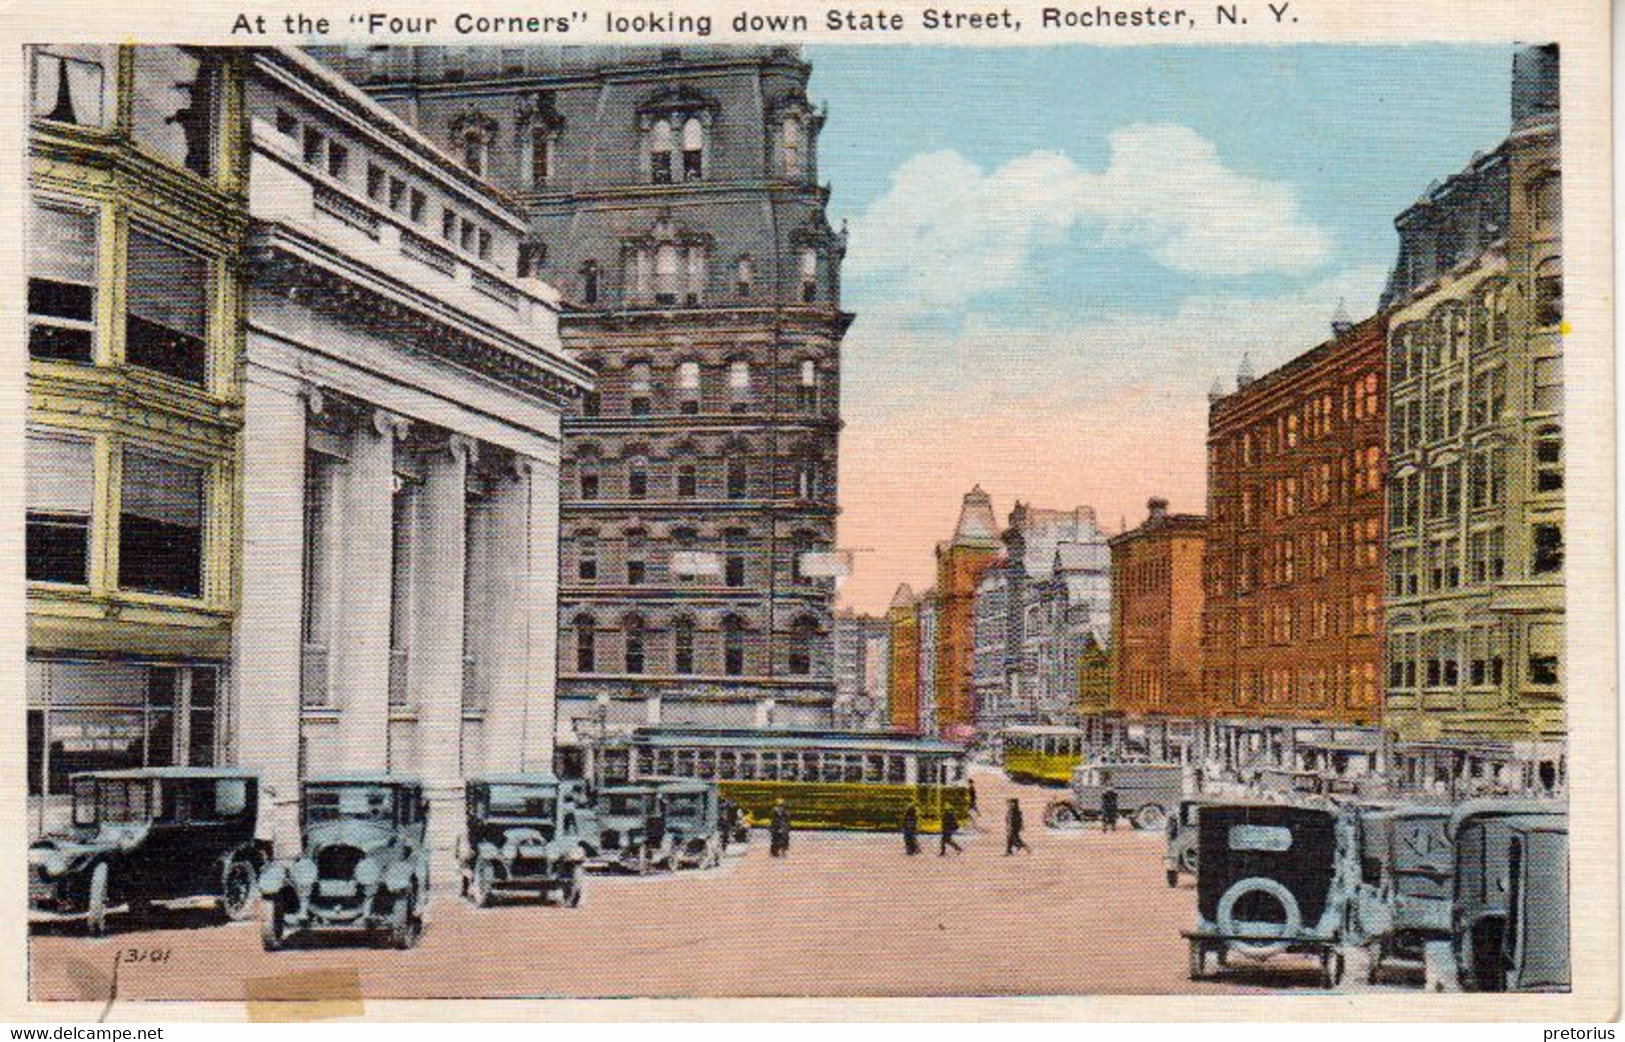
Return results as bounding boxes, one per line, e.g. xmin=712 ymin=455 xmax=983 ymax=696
xmin=1047 ymin=761 xmax=1184 ymax=830
xmin=1346 ymin=803 xmax=1455 ymax=986
xmin=1183 ymin=803 xmax=1360 ymax=988
xmin=1449 ymin=799 xmax=1569 ymax=992
xmin=28 ymin=768 xmax=268 ymax=936
xmin=591 ymin=782 xmax=677 ymax=874
xmin=259 ymin=775 xmax=430 ymax=950
xmin=659 ymin=779 xmax=724 ymax=869
xmin=459 ymin=774 xmax=596 ymax=907
xmin=1165 ymin=798 xmax=1205 ymax=887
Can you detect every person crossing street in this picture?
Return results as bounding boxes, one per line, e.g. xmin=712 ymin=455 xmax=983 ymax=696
xmin=1005 ymin=797 xmax=1031 ymax=855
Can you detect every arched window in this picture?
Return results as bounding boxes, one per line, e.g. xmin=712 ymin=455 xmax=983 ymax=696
xmin=735 ymin=256 xmax=754 ymax=297
xmin=654 ymin=243 xmax=680 ymax=305
xmin=722 ymin=614 xmax=746 ymax=676
xmin=577 ymin=454 xmax=600 ymax=500
xmin=788 ymin=616 xmax=818 ymax=675
xmin=628 ymin=362 xmax=652 ymax=416
xmin=649 ymin=118 xmax=674 ymax=184
xmin=627 ymin=454 xmax=649 ymax=499
xmin=1534 ymin=256 xmax=1563 ymax=327
xmin=623 ymin=614 xmax=645 ymax=674
xmin=673 ymin=617 xmax=696 ymax=674
xmin=798 ymin=359 xmax=818 ymax=410
xmin=728 ymin=359 xmax=751 ymax=412
xmin=1534 ymin=425 xmax=1563 ymax=493
xmin=681 ymin=116 xmax=705 ymax=180
xmin=574 ymin=615 xmax=596 ymax=673
xmin=676 ymin=360 xmax=701 ymax=414
xmin=685 ymin=246 xmax=706 ymax=305
xmin=576 ymin=530 xmax=598 ymax=582
xmin=799 ymin=247 xmax=819 ymax=303
xmin=779 ymin=116 xmax=804 ymax=178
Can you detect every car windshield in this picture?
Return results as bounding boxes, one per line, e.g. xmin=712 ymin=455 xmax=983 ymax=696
xmin=76 ymin=779 xmax=156 ymax=825
xmin=485 ymin=786 xmax=557 ymax=820
xmin=603 ymin=793 xmax=647 ymax=816
xmin=305 ymin=784 xmax=396 ymax=824
xmin=666 ymin=794 xmax=703 ymax=820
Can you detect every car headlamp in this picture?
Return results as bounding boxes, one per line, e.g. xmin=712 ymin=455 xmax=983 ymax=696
xmin=354 ymin=857 xmax=380 ymax=887
xmin=291 ymin=858 xmax=318 ymax=889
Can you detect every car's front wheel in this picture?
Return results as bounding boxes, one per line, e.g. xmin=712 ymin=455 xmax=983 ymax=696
xmin=221 ymin=858 xmax=259 ymax=921
xmin=469 ymin=858 xmax=495 ymax=908
xmin=85 ymin=863 xmax=110 ymax=938
xmin=388 ymin=890 xmax=422 ymax=950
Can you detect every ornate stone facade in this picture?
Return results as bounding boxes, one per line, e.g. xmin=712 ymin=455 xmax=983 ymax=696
xmin=315 ymin=46 xmax=850 ymax=740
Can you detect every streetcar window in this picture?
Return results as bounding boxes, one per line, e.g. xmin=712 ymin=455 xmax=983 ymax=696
xmin=739 ymin=751 xmax=757 ymax=780
xmin=718 ymin=751 xmax=736 ymax=779
xmin=636 ymin=749 xmax=655 ymax=776
xmin=781 ymin=755 xmax=798 ymax=781
xmin=821 ymin=754 xmax=841 ymax=783
xmin=865 ymin=755 xmax=884 ymax=783
xmin=803 ymin=752 xmax=820 ymax=780
xmin=845 ymin=757 xmax=863 ymax=783
xmin=888 ymin=756 xmax=906 ymax=784
xmin=697 ymin=750 xmax=716 ymax=778
xmin=656 ymin=750 xmax=675 ymax=774
xmin=761 ymin=752 xmax=780 ymax=781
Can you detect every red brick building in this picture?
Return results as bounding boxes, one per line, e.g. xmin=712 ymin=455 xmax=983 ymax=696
xmin=1109 ymin=498 xmax=1207 ymax=718
xmin=934 ymin=487 xmax=1000 ymax=739
xmin=1202 ymin=315 xmax=1388 ymax=724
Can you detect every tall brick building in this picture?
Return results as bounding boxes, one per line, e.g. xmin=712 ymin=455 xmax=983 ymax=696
xmin=1109 ymin=498 xmax=1207 ymax=718
xmin=885 ymin=583 xmax=921 ymax=732
xmin=934 ymin=487 xmax=1000 ymax=739
xmin=319 ymin=46 xmax=850 ymax=740
xmin=1202 ymin=315 xmax=1388 ymax=726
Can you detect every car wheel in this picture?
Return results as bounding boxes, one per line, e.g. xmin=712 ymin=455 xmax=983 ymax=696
xmin=85 ymin=863 xmax=110 ymax=938
xmin=1321 ymin=949 xmax=1346 ymax=990
xmin=389 ymin=891 xmax=421 ymax=950
xmin=1133 ymin=804 xmax=1167 ymax=831
xmin=469 ymin=859 xmax=495 ymax=908
xmin=221 ymin=858 xmax=259 ymax=921
xmin=1043 ymin=801 xmax=1081 ymax=829
xmin=261 ymin=896 xmax=290 ymax=952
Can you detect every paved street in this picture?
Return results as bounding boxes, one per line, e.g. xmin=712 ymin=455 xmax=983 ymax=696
xmin=29 ymin=772 xmax=1349 ymax=1002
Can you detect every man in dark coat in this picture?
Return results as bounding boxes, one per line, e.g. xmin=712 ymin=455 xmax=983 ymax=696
xmin=966 ymin=777 xmax=979 ymax=820
xmin=769 ymin=800 xmax=791 ymax=858
xmin=1100 ymin=787 xmax=1119 ymax=832
xmin=644 ymin=796 xmax=668 ymax=867
xmin=901 ymin=802 xmax=920 ymax=855
xmin=939 ymin=806 xmax=963 ymax=856
xmin=1005 ymin=797 xmax=1031 ymax=855
xmin=718 ymin=796 xmax=736 ymax=851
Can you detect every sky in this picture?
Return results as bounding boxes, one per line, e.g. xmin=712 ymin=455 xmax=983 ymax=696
xmin=803 ymin=45 xmax=1517 ymax=614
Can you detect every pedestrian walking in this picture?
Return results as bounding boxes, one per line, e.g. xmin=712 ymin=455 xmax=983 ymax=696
xmin=939 ymin=806 xmax=963 ymax=856
xmin=966 ymin=776 xmax=979 ymax=820
xmin=718 ymin=796 xmax=736 ymax=852
xmin=644 ymin=796 xmax=669 ymax=870
xmin=1005 ymin=797 xmax=1031 ymax=855
xmin=901 ymin=802 xmax=920 ymax=856
xmin=769 ymin=799 xmax=792 ymax=858
xmin=1100 ymin=787 xmax=1119 ymax=832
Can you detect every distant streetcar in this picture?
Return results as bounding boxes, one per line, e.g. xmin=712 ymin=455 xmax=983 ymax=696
xmin=999 ymin=725 xmax=1087 ymax=786
xmin=592 ymin=726 xmax=972 ymax=833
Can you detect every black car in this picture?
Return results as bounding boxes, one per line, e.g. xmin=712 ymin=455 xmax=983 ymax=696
xmin=1183 ymin=803 xmax=1357 ymax=988
xmin=29 ymin=768 xmax=268 ymax=936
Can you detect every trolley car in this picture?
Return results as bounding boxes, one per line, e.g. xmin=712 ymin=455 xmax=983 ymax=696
xmin=1000 ymin=726 xmax=1087 ymax=785
xmin=595 ymin=727 xmax=971 ymax=833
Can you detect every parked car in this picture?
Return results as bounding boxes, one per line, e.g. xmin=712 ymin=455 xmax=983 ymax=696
xmin=658 ymin=779 xmax=723 ymax=869
xmin=259 ymin=776 xmax=430 ymax=950
xmin=1046 ymin=761 xmax=1183 ymax=830
xmin=28 ymin=768 xmax=268 ymax=936
xmin=1346 ymin=803 xmax=1455 ymax=986
xmin=1449 ymin=799 xmax=1569 ymax=992
xmin=1183 ymin=803 xmax=1360 ymax=988
xmin=459 ymin=774 xmax=596 ymax=907
xmin=1165 ymin=798 xmax=1206 ymax=887
xmin=591 ymin=782 xmax=675 ymax=874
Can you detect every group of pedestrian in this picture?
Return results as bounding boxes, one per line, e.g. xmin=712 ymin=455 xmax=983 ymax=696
xmin=897 ymin=783 xmax=1032 ymax=857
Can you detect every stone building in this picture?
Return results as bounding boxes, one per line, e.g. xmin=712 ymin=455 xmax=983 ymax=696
xmin=1108 ymin=498 xmax=1207 ymax=719
xmin=916 ymin=591 xmax=941 ymax=735
xmin=235 ymin=49 xmax=589 ymax=852
xmin=316 ymin=46 xmax=850 ymax=744
xmin=26 ymin=46 xmax=252 ymax=834
xmin=1380 ymin=45 xmax=1564 ymax=765
xmin=1202 ymin=313 xmax=1389 ymax=727
xmin=934 ymin=487 xmax=1001 ymax=739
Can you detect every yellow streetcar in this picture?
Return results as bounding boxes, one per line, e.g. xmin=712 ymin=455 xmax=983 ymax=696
xmin=595 ymin=726 xmax=971 ymax=833
xmin=1000 ymin=725 xmax=1087 ymax=786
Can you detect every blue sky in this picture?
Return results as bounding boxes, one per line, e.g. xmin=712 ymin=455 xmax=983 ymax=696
xmin=802 ymin=46 xmax=1519 ymax=611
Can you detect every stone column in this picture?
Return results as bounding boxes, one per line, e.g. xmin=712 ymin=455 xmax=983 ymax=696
xmin=481 ymin=456 xmax=560 ymax=775
xmin=332 ymin=409 xmax=406 ymax=771
xmin=233 ymin=374 xmax=309 ymax=856
xmin=411 ymin=434 xmax=473 ymax=858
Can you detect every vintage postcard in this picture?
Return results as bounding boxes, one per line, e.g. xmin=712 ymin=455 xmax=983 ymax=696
xmin=0 ymin=0 xmax=1614 ymax=1024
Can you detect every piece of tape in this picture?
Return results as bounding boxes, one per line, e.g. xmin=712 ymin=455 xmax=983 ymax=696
xmin=244 ymin=967 xmax=365 ymax=1023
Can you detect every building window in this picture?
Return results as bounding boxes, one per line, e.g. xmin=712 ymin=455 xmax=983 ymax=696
xmin=578 ymin=459 xmax=599 ymax=500
xmin=795 ymin=459 xmax=818 ymax=500
xmin=441 ymin=209 xmax=457 ymax=241
xmin=628 ymin=362 xmax=652 ymax=416
xmin=722 ymin=615 xmax=746 ymax=676
xmin=778 ymin=116 xmax=805 ymax=178
xmin=31 ymin=47 xmax=110 ymax=127
xmin=1532 ymin=354 xmax=1563 ymax=413
xmin=728 ymin=359 xmax=751 ymax=412
xmin=1531 ymin=523 xmax=1564 ymax=575
xmin=126 ymin=228 xmax=209 ymax=387
xmin=1533 ymin=256 xmax=1563 ymax=327
xmin=673 ymin=618 xmax=695 ymax=674
xmin=654 ymin=243 xmax=679 ymax=305
xmin=118 ymin=448 xmax=205 ymax=598
xmin=28 ymin=199 xmax=98 ymax=365
xmin=132 ymin=48 xmax=219 ymax=178
xmin=409 ymin=188 xmax=426 ymax=223
xmin=581 ymin=261 xmax=600 ymax=305
xmin=527 ymin=126 xmax=556 ymax=187
xmin=577 ymin=534 xmax=597 ymax=582
xmin=736 ymin=256 xmax=754 ymax=297
xmin=574 ymin=617 xmax=596 ymax=673
xmin=726 ymin=459 xmax=748 ymax=500
xmin=518 ymin=240 xmax=546 ymax=279
xmin=799 ymin=247 xmax=819 ymax=303
xmin=368 ymin=165 xmax=386 ymax=202
xmin=724 ymin=528 xmax=747 ymax=588
xmin=26 ymin=432 xmax=94 ymax=585
xmin=1530 ymin=174 xmax=1561 ymax=234
xmin=681 ymin=117 xmax=705 ymax=180
xmin=649 ymin=118 xmax=675 ymax=184
xmin=788 ymin=617 xmax=816 ymax=675
xmin=676 ymin=360 xmax=701 ymax=413
xmin=624 ymin=615 xmax=646 ymax=674
xmin=627 ymin=455 xmax=649 ymax=499
xmin=676 ymin=463 xmax=698 ymax=498
xmin=1527 ymin=622 xmax=1561 ymax=687
xmin=1534 ymin=425 xmax=1563 ymax=493
xmin=798 ymin=360 xmax=818 ymax=410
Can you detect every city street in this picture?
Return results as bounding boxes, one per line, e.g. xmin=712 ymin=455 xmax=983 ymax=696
xmin=27 ymin=772 xmax=1358 ymax=1003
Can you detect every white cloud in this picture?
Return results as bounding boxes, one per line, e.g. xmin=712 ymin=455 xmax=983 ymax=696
xmin=845 ymin=124 xmax=1332 ymax=310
